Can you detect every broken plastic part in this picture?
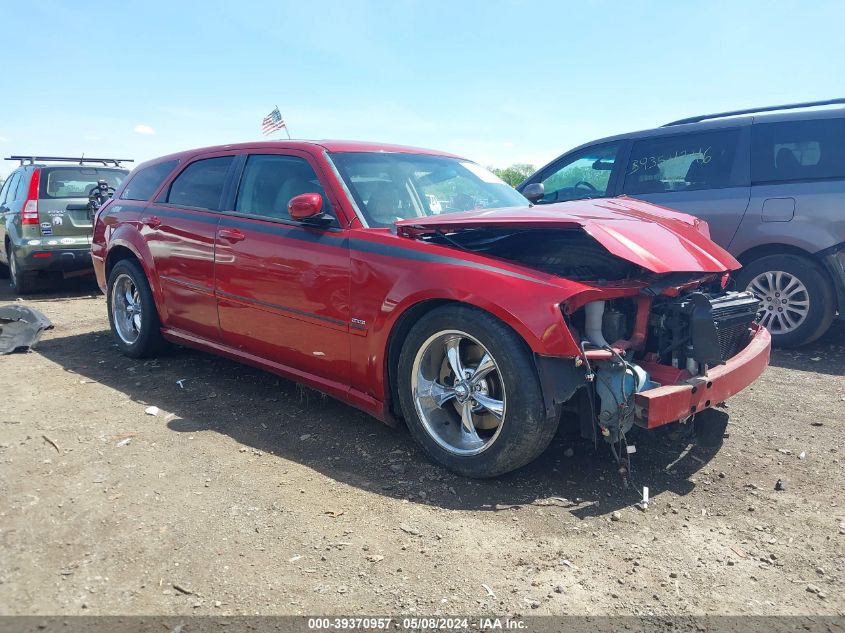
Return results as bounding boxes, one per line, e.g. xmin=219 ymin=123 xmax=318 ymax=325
xmin=0 ymin=305 xmax=53 ymax=354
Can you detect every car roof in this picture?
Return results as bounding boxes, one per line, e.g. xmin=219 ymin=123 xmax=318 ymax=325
xmin=563 ymin=105 xmax=845 ymax=154
xmin=141 ymin=140 xmax=464 ymax=167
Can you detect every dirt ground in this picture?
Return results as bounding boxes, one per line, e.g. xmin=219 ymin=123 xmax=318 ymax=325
xmin=0 ymin=276 xmax=843 ymax=617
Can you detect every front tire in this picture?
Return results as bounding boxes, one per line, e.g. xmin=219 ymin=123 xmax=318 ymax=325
xmin=397 ymin=305 xmax=558 ymax=478
xmin=735 ymin=254 xmax=835 ymax=348
xmin=107 ymin=259 xmax=165 ymax=358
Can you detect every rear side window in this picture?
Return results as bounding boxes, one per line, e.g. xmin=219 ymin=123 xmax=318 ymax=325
xmin=121 ymin=160 xmax=179 ymax=201
xmin=751 ymin=119 xmax=845 ymax=183
xmin=12 ymin=173 xmax=26 ymax=201
xmin=235 ymin=154 xmax=333 ymax=221
xmin=40 ymin=167 xmax=127 ymax=199
xmin=166 ymin=156 xmax=234 ymax=210
xmin=622 ymin=129 xmax=742 ymax=195
xmin=0 ymin=177 xmax=10 ymax=203
xmin=1 ymin=172 xmax=21 ymax=204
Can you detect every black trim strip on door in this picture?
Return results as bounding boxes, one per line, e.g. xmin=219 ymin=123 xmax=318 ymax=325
xmin=216 ymin=289 xmax=347 ymax=327
xmin=347 ymin=238 xmax=555 ymax=285
xmin=159 ymin=275 xmax=214 ymax=294
xmin=149 ymin=206 xmax=555 ymax=286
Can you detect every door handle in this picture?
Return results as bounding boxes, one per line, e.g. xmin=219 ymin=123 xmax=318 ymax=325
xmin=140 ymin=215 xmax=162 ymax=229
xmin=218 ymin=227 xmax=246 ymax=243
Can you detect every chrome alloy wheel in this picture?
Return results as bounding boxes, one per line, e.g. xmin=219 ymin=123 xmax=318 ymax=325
xmin=111 ymin=273 xmax=143 ymax=344
xmin=747 ymin=270 xmax=810 ymax=334
xmin=411 ymin=330 xmax=506 ymax=456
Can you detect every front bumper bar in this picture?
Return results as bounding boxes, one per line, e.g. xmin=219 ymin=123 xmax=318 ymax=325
xmin=634 ymin=323 xmax=771 ymax=428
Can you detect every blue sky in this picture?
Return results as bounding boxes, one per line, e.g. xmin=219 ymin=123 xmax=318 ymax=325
xmin=1 ymin=0 xmax=843 ymax=179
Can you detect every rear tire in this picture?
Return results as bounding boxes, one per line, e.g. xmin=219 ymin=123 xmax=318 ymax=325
xmin=735 ymin=254 xmax=835 ymax=348
xmin=107 ymin=259 xmax=166 ymax=358
xmin=396 ymin=305 xmax=558 ymax=478
xmin=8 ymin=246 xmax=36 ymax=294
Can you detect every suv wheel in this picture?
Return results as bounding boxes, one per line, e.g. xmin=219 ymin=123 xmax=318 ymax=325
xmin=396 ymin=305 xmax=558 ymax=478
xmin=7 ymin=245 xmax=36 ymax=294
xmin=107 ymin=259 xmax=166 ymax=358
xmin=735 ymin=254 xmax=835 ymax=348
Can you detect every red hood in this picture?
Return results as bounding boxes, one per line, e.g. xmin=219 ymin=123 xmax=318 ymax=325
xmin=395 ymin=197 xmax=740 ymax=274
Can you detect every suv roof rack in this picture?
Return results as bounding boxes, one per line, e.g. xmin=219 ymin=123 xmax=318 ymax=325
xmin=5 ymin=155 xmax=134 ymax=167
xmin=662 ymin=98 xmax=845 ymax=127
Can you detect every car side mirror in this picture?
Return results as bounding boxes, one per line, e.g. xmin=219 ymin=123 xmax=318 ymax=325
xmin=522 ymin=182 xmax=544 ymax=203
xmin=289 ymin=193 xmax=332 ymax=225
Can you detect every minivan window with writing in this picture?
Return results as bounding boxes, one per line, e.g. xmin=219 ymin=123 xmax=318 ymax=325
xmin=623 ymin=129 xmax=741 ymax=195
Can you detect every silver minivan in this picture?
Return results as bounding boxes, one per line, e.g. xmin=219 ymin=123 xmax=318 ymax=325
xmin=519 ymin=99 xmax=845 ymax=347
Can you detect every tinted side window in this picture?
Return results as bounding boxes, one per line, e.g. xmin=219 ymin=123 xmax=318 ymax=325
xmin=623 ymin=129 xmax=741 ymax=195
xmin=751 ymin=119 xmax=845 ymax=183
xmin=12 ymin=172 xmax=27 ymax=202
xmin=0 ymin=178 xmax=10 ymax=204
xmin=121 ymin=160 xmax=179 ymax=201
xmin=166 ymin=157 xmax=233 ymax=210
xmin=235 ymin=154 xmax=332 ymax=221
xmin=1 ymin=172 xmax=19 ymax=204
xmin=539 ymin=144 xmax=618 ymax=203
xmin=7 ymin=173 xmax=22 ymax=204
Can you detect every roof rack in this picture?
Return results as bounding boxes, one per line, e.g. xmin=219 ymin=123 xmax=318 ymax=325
xmin=5 ymin=155 xmax=134 ymax=167
xmin=662 ymin=98 xmax=845 ymax=127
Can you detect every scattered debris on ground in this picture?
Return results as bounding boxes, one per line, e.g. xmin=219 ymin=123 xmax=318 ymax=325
xmin=0 ymin=279 xmax=843 ymax=616
xmin=0 ymin=305 xmax=53 ymax=354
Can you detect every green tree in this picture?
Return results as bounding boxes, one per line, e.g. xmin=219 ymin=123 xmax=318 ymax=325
xmin=490 ymin=163 xmax=536 ymax=187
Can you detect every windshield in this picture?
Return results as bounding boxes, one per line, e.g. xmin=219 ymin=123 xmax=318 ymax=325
xmin=328 ymin=152 xmax=529 ymax=227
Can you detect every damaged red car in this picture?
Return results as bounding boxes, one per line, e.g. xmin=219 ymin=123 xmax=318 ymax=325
xmin=92 ymin=141 xmax=771 ymax=477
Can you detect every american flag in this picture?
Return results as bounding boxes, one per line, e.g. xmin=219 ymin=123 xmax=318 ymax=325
xmin=261 ymin=107 xmax=286 ymax=136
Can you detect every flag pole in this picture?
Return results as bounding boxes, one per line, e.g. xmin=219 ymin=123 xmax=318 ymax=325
xmin=278 ymin=105 xmax=291 ymax=139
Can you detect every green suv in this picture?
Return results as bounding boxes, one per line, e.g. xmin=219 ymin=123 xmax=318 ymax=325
xmin=0 ymin=156 xmax=130 ymax=293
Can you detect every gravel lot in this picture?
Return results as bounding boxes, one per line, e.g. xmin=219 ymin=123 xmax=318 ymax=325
xmin=1 ymin=276 xmax=843 ymax=617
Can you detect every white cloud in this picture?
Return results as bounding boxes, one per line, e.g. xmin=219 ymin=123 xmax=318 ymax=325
xmin=133 ymin=124 xmax=156 ymax=136
xmin=0 ymin=135 xmax=8 ymax=143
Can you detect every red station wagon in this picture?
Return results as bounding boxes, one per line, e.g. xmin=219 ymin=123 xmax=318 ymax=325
xmin=92 ymin=141 xmax=771 ymax=477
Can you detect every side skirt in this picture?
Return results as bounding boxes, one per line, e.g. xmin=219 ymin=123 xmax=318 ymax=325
xmin=160 ymin=327 xmax=391 ymax=425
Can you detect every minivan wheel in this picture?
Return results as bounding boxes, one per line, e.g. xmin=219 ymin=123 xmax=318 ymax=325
xmin=735 ymin=254 xmax=835 ymax=348
xmin=397 ymin=305 xmax=558 ymax=478
xmin=107 ymin=259 xmax=166 ymax=358
xmin=8 ymin=246 xmax=36 ymax=294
